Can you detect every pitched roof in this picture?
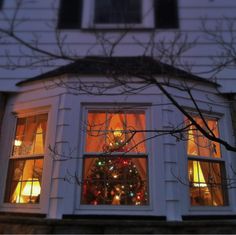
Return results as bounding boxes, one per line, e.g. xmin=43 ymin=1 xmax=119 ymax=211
xmin=17 ymin=56 xmax=218 ymax=86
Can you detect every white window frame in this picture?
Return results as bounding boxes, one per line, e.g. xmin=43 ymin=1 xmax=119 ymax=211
xmin=0 ymin=97 xmax=58 ymax=214
xmin=82 ymin=0 xmax=154 ymax=29
xmin=4 ymin=112 xmax=48 ymax=204
xmin=186 ymin=114 xmax=229 ymax=208
xmin=76 ymin=105 xmax=152 ymax=211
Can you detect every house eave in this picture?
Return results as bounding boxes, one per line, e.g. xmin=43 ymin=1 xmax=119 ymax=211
xmin=16 ymin=56 xmax=219 ymax=88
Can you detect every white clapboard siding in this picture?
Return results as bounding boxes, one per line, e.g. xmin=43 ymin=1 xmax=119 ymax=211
xmin=0 ymin=0 xmax=235 ymax=92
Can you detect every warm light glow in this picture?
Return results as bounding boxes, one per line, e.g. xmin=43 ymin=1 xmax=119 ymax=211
xmin=22 ymin=179 xmax=41 ymax=196
xmin=187 ymin=127 xmax=198 ymax=155
xmin=113 ymin=127 xmax=123 ymax=137
xmin=113 ymin=174 xmax=118 ymax=179
xmin=14 ymin=140 xmax=22 ymax=147
xmin=193 ymin=161 xmax=207 ymax=187
xmin=112 ymin=194 xmax=121 ymax=205
xmin=13 ymin=181 xmax=24 ymax=203
xmin=34 ymin=124 xmax=44 ymax=154
xmin=12 ymin=178 xmax=41 ymax=203
xmin=86 ymin=111 xmax=146 ymax=153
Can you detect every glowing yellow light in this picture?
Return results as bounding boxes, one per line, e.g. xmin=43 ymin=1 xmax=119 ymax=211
xmin=12 ymin=178 xmax=41 ymax=203
xmin=112 ymin=194 xmax=121 ymax=205
xmin=115 ymin=186 xmax=121 ymax=192
xmin=22 ymin=179 xmax=41 ymax=197
xmin=113 ymin=127 xmax=123 ymax=137
xmin=14 ymin=140 xmax=22 ymax=147
xmin=193 ymin=161 xmax=207 ymax=187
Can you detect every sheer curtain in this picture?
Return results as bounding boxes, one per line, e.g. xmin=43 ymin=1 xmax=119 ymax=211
xmin=187 ymin=116 xmax=224 ymax=206
xmin=84 ymin=111 xmax=147 ymax=180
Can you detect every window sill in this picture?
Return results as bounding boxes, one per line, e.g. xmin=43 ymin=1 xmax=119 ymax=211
xmin=57 ymin=27 xmax=179 ymax=32
xmin=0 ymin=203 xmax=41 ymax=210
xmin=77 ymin=204 xmax=152 ymax=211
xmin=182 ymin=214 xmax=236 ymax=220
xmin=188 ymin=205 xmax=233 ymax=213
xmin=0 ymin=211 xmax=46 ymax=218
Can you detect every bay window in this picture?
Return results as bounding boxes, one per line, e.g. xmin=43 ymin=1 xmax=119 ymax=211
xmin=186 ymin=116 xmax=228 ymax=207
xmin=81 ymin=110 xmax=149 ymax=206
xmin=4 ymin=113 xmax=48 ymax=204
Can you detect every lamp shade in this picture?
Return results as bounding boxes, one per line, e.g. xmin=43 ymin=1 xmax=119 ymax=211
xmin=22 ymin=178 xmax=41 ymax=196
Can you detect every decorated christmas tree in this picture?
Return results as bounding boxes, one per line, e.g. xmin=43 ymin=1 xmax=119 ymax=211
xmin=82 ymin=156 xmax=148 ymax=205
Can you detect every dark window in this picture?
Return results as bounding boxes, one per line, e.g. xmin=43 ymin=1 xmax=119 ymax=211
xmin=154 ymin=0 xmax=179 ymax=29
xmin=57 ymin=0 xmax=82 ymax=29
xmin=94 ymin=0 xmax=142 ymax=24
xmin=57 ymin=0 xmax=179 ymax=29
xmin=0 ymin=0 xmax=3 ymax=10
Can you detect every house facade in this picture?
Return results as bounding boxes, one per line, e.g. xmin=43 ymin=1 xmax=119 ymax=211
xmin=0 ymin=0 xmax=236 ymax=233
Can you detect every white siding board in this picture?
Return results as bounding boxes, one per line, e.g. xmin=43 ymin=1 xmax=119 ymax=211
xmin=0 ymin=0 xmax=235 ymax=91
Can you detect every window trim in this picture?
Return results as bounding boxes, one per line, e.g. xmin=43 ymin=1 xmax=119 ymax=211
xmin=185 ymin=115 xmax=229 ymax=208
xmin=4 ymin=112 xmax=48 ymax=205
xmin=0 ymin=0 xmax=3 ymax=10
xmin=76 ymin=105 xmax=152 ymax=211
xmin=0 ymin=98 xmax=58 ymax=214
xmin=82 ymin=0 xmax=155 ymax=29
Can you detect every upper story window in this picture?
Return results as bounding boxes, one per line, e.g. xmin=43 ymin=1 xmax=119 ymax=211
xmin=186 ymin=116 xmax=228 ymax=207
xmin=94 ymin=0 xmax=142 ymax=24
xmin=58 ymin=0 xmax=178 ymax=29
xmin=81 ymin=110 xmax=149 ymax=206
xmin=4 ymin=113 xmax=48 ymax=204
xmin=0 ymin=0 xmax=3 ymax=10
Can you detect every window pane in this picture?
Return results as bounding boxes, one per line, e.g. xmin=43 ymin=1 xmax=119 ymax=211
xmin=22 ymin=159 xmax=34 ymax=181
xmin=187 ymin=125 xmax=198 ymax=156
xmin=188 ymin=160 xmax=227 ymax=206
xmin=57 ymin=0 xmax=82 ymax=29
xmin=154 ymin=0 xmax=179 ymax=29
xmin=5 ymin=158 xmax=43 ymax=204
xmin=126 ymin=112 xmax=146 ymax=153
xmin=94 ymin=0 xmax=141 ymax=24
xmin=106 ymin=112 xmax=126 ymax=151
xmin=86 ymin=111 xmax=146 ymax=153
xmin=13 ymin=114 xmax=48 ymax=156
xmin=86 ymin=112 xmax=107 ymax=152
xmin=81 ymin=156 xmax=148 ymax=205
xmin=207 ymin=119 xmax=221 ymax=158
xmin=0 ymin=0 xmax=3 ymax=10
xmin=186 ymin=117 xmax=221 ymax=158
xmin=34 ymin=114 xmax=48 ymax=154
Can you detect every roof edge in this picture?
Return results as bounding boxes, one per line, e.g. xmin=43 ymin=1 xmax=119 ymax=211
xmin=17 ymin=56 xmax=219 ymax=87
